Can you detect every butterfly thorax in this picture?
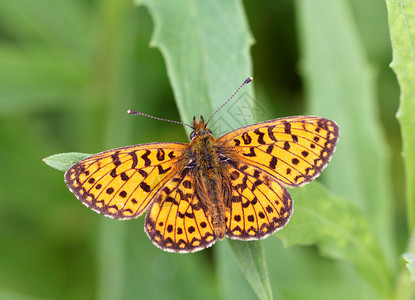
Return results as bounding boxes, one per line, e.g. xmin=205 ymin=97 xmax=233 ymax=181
xmin=185 ymin=116 xmax=228 ymax=239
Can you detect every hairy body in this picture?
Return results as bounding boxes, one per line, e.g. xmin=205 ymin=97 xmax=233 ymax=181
xmin=184 ymin=116 xmax=231 ymax=239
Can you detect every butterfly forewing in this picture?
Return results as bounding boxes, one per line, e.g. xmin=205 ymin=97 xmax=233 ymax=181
xmin=65 ymin=143 xmax=186 ymax=219
xmin=225 ymin=160 xmax=293 ymax=240
xmin=218 ymin=116 xmax=339 ymax=187
xmin=145 ymin=171 xmax=216 ymax=253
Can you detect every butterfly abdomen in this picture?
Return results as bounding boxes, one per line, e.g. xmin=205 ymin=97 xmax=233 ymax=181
xmin=186 ymin=132 xmax=228 ymax=239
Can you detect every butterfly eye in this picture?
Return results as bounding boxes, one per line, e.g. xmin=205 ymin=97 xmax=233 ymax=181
xmin=207 ymin=129 xmax=212 ymax=135
xmin=190 ymin=131 xmax=196 ymax=140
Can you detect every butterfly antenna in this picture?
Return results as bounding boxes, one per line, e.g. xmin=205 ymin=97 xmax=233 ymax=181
xmin=205 ymin=77 xmax=253 ymax=127
xmin=127 ymin=110 xmax=194 ymax=130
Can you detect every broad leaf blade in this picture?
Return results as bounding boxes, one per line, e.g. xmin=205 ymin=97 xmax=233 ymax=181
xmin=296 ymin=0 xmax=394 ymax=263
xmin=43 ymin=152 xmax=90 ymax=172
xmin=295 ymin=0 xmax=394 ymax=294
xmin=277 ymin=182 xmax=390 ymax=296
xmin=137 ymin=0 xmax=254 ymax=134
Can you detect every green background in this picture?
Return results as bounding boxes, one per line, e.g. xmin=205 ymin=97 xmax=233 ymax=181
xmin=0 ymin=0 xmax=413 ymax=299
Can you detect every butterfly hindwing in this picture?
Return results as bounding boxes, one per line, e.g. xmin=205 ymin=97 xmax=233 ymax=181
xmin=145 ymin=171 xmax=216 ymax=253
xmin=65 ymin=143 xmax=186 ymax=219
xmin=225 ymin=159 xmax=293 ymax=240
xmin=218 ymin=116 xmax=339 ymax=187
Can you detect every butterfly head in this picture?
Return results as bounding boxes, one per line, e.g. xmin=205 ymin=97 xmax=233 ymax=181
xmin=190 ymin=116 xmax=213 ymax=140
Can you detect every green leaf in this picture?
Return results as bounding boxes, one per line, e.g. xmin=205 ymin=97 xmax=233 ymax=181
xmin=43 ymin=152 xmax=90 ymax=172
xmin=215 ymin=241 xmax=260 ymax=300
xmin=276 ymin=182 xmax=391 ymax=296
xmin=385 ymin=0 xmax=415 ymax=232
xmin=137 ymin=1 xmax=269 ymax=299
xmin=136 ymin=0 xmax=255 ymax=134
xmin=228 ymin=240 xmax=273 ymax=300
xmin=295 ymin=0 xmax=394 ymax=290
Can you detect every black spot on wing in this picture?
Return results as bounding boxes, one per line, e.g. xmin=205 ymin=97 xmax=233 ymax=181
xmin=267 ymin=125 xmax=277 ymax=141
xmin=140 ymin=182 xmax=151 ymax=193
xmin=168 ymin=151 xmax=176 ymax=159
xmin=158 ymin=165 xmax=172 ymax=175
xmin=242 ymin=148 xmax=256 ymax=157
xmin=242 ymin=132 xmax=252 ymax=145
xmin=157 ymin=149 xmax=165 ymax=161
xmin=254 ymin=128 xmax=266 ymax=145
xmin=111 ymin=151 xmax=121 ymax=166
xmin=138 ymin=169 xmax=148 ymax=177
xmin=141 ymin=150 xmax=151 ymax=167
xmin=269 ymin=157 xmax=277 ymax=169
xmin=129 ymin=151 xmax=138 ymax=169
xmin=283 ymin=121 xmax=291 ymax=134
xmin=120 ymin=172 xmax=129 ymax=181
xmin=292 ymin=135 xmax=298 ymax=143
xmin=183 ymin=180 xmax=192 ymax=189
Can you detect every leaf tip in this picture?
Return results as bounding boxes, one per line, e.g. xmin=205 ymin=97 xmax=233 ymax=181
xmin=43 ymin=152 xmax=90 ymax=172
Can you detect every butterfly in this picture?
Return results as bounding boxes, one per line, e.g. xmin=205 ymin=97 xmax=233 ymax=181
xmin=65 ymin=77 xmax=339 ymax=253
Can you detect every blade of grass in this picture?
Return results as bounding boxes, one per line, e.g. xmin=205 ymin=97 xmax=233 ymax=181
xmin=216 ymin=241 xmax=260 ymax=300
xmin=228 ymin=240 xmax=273 ymax=300
xmin=385 ymin=0 xmax=415 ymax=232
xmin=92 ymin=1 xmax=137 ymax=298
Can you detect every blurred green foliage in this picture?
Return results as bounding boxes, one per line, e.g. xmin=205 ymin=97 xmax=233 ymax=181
xmin=0 ymin=0 xmax=412 ymax=299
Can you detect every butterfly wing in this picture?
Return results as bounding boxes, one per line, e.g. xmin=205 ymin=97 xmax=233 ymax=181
xmin=65 ymin=143 xmax=187 ymax=219
xmin=217 ymin=116 xmax=339 ymax=187
xmin=145 ymin=169 xmax=216 ymax=253
xmin=225 ymin=159 xmax=293 ymax=240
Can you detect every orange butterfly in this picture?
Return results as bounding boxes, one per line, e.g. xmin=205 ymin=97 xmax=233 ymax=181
xmin=65 ymin=78 xmax=339 ymax=253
